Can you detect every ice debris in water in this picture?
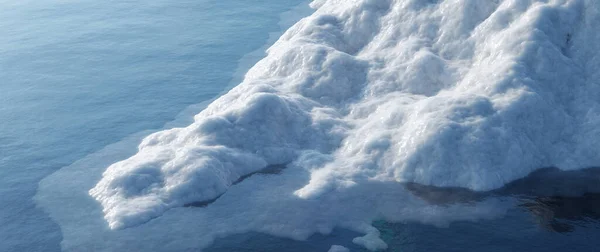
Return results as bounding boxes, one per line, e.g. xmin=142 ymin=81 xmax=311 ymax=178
xmin=329 ymin=245 xmax=351 ymax=252
xmin=88 ymin=0 xmax=600 ymax=250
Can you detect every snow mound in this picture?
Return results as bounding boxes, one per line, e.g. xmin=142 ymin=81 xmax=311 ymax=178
xmin=91 ymin=0 xmax=600 ymax=233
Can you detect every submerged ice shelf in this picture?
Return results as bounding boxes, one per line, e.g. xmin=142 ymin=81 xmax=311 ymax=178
xmin=41 ymin=0 xmax=600 ymax=251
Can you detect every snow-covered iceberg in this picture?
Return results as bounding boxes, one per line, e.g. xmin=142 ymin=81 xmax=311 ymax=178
xmin=91 ymin=0 xmax=600 ymax=233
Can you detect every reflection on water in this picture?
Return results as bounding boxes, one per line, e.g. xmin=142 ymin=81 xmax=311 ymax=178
xmin=406 ymin=167 xmax=600 ymax=233
xmin=519 ymin=193 xmax=600 ymax=232
xmin=403 ymin=183 xmax=485 ymax=205
xmin=496 ymin=167 xmax=600 ymax=197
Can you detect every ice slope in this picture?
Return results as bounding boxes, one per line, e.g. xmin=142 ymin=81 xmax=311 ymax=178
xmin=90 ymin=0 xmax=600 ymax=235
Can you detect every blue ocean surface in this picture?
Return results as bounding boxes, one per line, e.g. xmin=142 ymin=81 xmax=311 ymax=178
xmin=0 ymin=0 xmax=306 ymax=251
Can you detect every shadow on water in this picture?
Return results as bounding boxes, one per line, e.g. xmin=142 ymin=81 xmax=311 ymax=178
xmin=498 ymin=167 xmax=600 ymax=233
xmin=405 ymin=167 xmax=600 ymax=233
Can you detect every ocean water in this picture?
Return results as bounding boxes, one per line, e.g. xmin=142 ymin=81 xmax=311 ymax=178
xmin=0 ymin=0 xmax=308 ymax=251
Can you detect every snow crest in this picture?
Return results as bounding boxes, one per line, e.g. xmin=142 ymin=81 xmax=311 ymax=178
xmin=91 ymin=0 xmax=600 ymax=232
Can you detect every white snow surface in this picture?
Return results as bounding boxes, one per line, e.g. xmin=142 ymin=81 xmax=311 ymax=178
xmin=89 ymin=0 xmax=600 ymax=232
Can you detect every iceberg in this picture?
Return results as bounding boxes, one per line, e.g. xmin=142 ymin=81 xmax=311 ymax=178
xmin=90 ymin=0 xmax=600 ymax=232
xmin=25 ymin=0 xmax=595 ymax=251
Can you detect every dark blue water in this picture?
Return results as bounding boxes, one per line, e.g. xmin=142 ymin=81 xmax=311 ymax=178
xmin=0 ymin=1 xmax=305 ymax=251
